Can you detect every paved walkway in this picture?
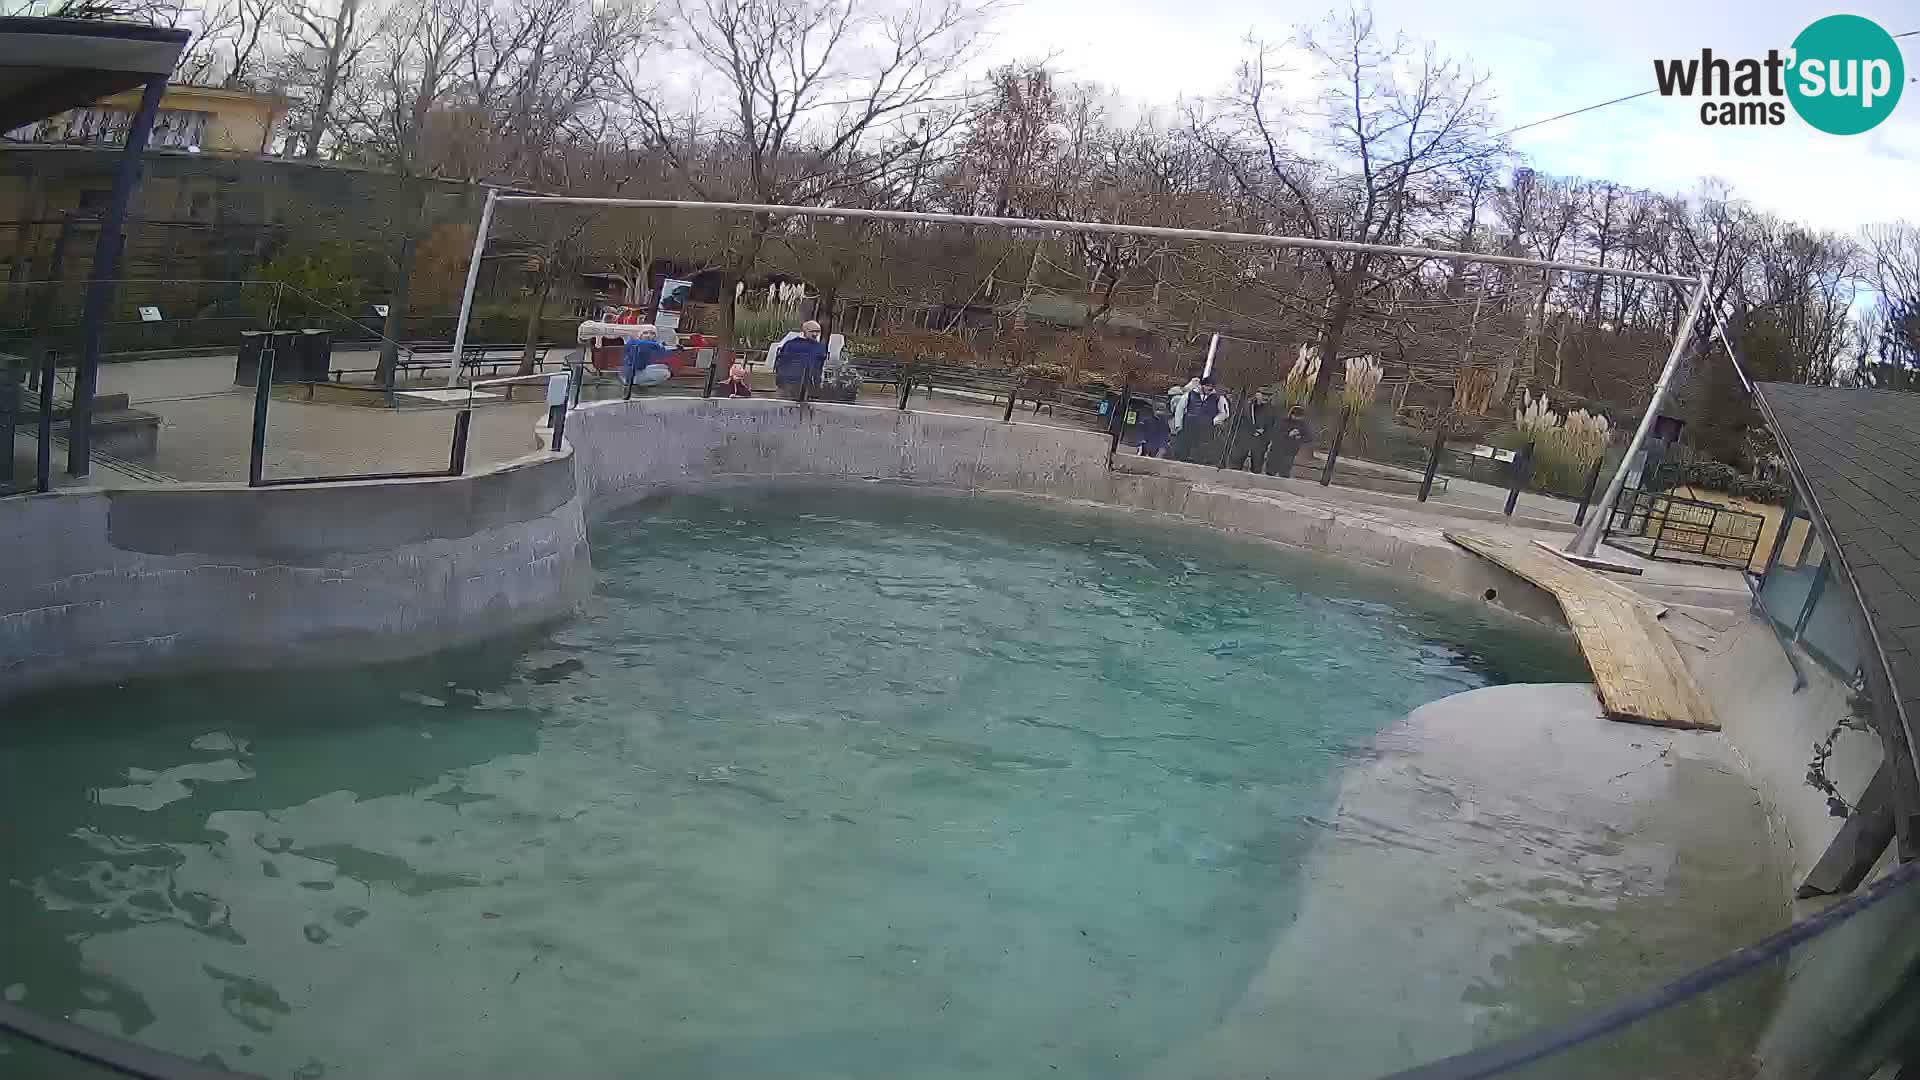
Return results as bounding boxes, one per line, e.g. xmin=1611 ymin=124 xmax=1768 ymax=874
xmin=29 ymin=353 xmax=548 ymax=486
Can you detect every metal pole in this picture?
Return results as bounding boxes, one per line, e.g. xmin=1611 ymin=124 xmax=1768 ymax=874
xmin=1107 ymin=381 xmax=1131 ymax=462
xmin=1215 ymin=387 xmax=1249 ymax=470
xmin=1566 ymin=274 xmax=1711 ymax=557
xmin=1418 ymin=425 xmax=1447 ymax=502
xmin=70 ymin=75 xmax=167 ymax=477
xmin=35 ymin=349 xmax=54 ymax=493
xmin=1320 ymin=406 xmax=1350 ymax=487
xmin=1002 ymin=378 xmax=1019 ymax=422
xmin=247 ymin=347 xmax=275 ymax=486
xmin=1202 ymin=332 xmax=1220 ymax=379
xmin=1505 ymin=440 xmax=1535 ymax=516
xmin=491 ymin=196 xmax=1697 ymax=287
xmin=448 ymin=409 xmax=472 ymax=475
xmin=445 ymin=187 xmax=499 ymax=387
xmin=1573 ymin=457 xmax=1605 ymax=526
xmin=702 ymin=356 xmax=719 ymax=398
xmin=897 ymin=366 xmax=913 ymax=410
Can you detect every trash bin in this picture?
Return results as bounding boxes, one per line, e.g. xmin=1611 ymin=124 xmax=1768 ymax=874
xmin=235 ymin=331 xmax=265 ymax=386
xmin=290 ymin=329 xmax=334 ymax=382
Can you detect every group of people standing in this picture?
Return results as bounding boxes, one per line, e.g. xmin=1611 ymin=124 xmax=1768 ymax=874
xmin=1134 ymin=376 xmax=1313 ymax=477
xmin=619 ymin=318 xmax=828 ymax=400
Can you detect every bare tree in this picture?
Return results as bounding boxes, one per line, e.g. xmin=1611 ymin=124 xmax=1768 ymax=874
xmin=632 ymin=0 xmax=988 ymax=362
xmin=286 ymin=0 xmax=374 ymax=157
xmin=1198 ymin=5 xmax=1499 ymax=405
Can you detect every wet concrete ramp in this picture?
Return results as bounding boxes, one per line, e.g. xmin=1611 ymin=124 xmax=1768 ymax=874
xmin=1447 ymin=531 xmax=1719 ymax=730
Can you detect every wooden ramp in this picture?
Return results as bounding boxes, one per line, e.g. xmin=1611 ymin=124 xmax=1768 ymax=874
xmin=1447 ymin=531 xmax=1719 ymax=731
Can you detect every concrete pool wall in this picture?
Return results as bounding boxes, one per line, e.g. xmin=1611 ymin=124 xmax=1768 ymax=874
xmin=0 ymin=450 xmax=588 ymax=700
xmin=563 ymin=397 xmax=1567 ymax=625
xmin=0 ymin=395 xmax=1618 ymax=701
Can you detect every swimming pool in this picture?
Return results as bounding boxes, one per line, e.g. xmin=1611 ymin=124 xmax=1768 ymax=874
xmin=1 ymin=487 xmax=1613 ymax=1077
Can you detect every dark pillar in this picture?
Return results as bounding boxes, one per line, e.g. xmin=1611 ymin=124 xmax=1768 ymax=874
xmin=70 ymin=76 xmax=167 ymax=477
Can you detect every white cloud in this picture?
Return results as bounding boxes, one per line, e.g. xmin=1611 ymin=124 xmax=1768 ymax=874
xmin=979 ymin=0 xmax=1920 ymax=230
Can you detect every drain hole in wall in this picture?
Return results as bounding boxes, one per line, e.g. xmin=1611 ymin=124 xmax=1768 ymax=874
xmin=1483 ymin=588 xmax=1498 ymax=602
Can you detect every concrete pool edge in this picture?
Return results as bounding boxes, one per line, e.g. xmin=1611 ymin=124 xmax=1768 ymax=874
xmin=0 ymin=448 xmax=590 ymax=700
xmin=0 ymin=395 xmax=1572 ymax=701
xmin=565 ymin=397 xmax=1569 ymax=629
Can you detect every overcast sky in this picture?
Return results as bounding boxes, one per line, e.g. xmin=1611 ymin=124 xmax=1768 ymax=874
xmin=981 ymin=0 xmax=1918 ymax=233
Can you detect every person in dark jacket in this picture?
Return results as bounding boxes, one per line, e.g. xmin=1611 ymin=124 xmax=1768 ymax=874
xmin=1268 ymin=404 xmax=1313 ymax=477
xmin=1170 ymin=375 xmax=1227 ymax=462
xmin=1135 ymin=402 xmax=1173 ymax=457
xmin=773 ymin=320 xmax=828 ymax=401
xmin=1228 ymin=389 xmax=1278 ymax=472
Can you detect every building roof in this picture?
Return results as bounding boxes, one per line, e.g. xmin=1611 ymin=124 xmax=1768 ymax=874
xmin=0 ymin=17 xmax=187 ymax=132
xmin=1755 ymin=382 xmax=1920 ymax=762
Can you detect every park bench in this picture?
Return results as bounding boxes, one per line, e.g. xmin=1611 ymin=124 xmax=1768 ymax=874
xmin=327 ymin=343 xmax=553 ymax=384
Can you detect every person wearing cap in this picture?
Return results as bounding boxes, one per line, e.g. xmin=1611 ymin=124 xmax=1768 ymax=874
xmin=620 ymin=325 xmax=673 ymax=390
xmin=1170 ymin=374 xmax=1228 ymax=462
xmin=773 ymin=319 xmax=828 ymax=401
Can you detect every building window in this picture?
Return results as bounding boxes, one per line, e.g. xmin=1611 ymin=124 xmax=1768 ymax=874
xmin=4 ymin=107 xmax=211 ymax=149
xmin=1760 ymin=506 xmax=1866 ymax=679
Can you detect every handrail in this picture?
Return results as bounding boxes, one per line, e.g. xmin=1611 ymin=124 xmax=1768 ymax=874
xmin=465 ymin=369 xmax=569 ymax=411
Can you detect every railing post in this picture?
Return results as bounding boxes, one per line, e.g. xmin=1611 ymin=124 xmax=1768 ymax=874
xmin=546 ymin=371 xmax=569 ymax=451
xmin=897 ymin=365 xmax=913 ymax=410
xmin=1002 ymin=377 xmax=1019 ymax=422
xmin=247 ymin=347 xmax=274 ymax=487
xmin=1106 ymin=381 xmax=1131 ymax=462
xmin=35 ymin=349 xmax=55 ymax=493
xmin=449 ymin=409 xmax=472 ymax=475
xmin=1418 ymin=425 xmax=1447 ymax=502
xmin=1215 ymin=387 xmax=1249 ymax=470
xmin=798 ymin=362 xmax=815 ymax=404
xmin=1504 ymin=439 xmax=1535 ymax=516
xmin=702 ymin=355 xmax=720 ymax=398
xmin=1573 ymin=457 xmax=1605 ymax=526
xmin=1319 ymin=406 xmax=1350 ymax=487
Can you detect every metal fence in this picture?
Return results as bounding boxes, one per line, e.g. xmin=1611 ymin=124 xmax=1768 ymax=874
xmin=1604 ymin=489 xmax=1765 ymax=569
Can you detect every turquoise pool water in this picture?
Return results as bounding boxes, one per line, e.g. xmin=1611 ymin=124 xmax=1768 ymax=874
xmin=0 ymin=488 xmax=1588 ymax=1078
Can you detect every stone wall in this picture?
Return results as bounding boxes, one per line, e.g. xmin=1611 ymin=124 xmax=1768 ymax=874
xmin=0 ymin=450 xmax=589 ymax=701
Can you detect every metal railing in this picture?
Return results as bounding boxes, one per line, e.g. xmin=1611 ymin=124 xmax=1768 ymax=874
xmin=246 ymin=355 xmax=576 ymax=488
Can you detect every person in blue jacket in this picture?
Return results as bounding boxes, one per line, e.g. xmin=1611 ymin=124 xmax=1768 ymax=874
xmin=773 ymin=320 xmax=828 ymax=400
xmin=1135 ymin=401 xmax=1173 ymax=457
xmin=621 ymin=325 xmax=673 ymax=391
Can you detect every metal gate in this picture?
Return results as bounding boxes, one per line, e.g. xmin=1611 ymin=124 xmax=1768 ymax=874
xmin=1604 ymin=489 xmax=1764 ymax=569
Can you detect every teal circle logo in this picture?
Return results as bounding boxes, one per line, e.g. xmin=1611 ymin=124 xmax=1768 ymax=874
xmin=1787 ymin=15 xmax=1904 ymax=135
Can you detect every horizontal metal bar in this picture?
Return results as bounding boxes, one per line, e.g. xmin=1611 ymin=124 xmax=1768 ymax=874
xmin=492 ymin=196 xmax=1697 ymax=286
xmin=254 ymin=469 xmax=453 ymax=486
xmin=469 ymin=372 xmax=562 ymax=390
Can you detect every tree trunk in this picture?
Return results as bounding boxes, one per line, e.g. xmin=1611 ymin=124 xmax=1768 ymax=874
xmin=1310 ymin=265 xmax=1363 ymax=405
xmin=376 ymin=183 xmax=430 ymax=386
xmin=376 ymin=245 xmax=412 ymax=386
xmin=717 ymin=267 xmax=738 ymax=368
xmin=301 ymin=0 xmax=355 ymax=159
xmin=816 ymin=284 xmax=839 ymax=343
xmin=517 ymin=275 xmax=552 ymax=376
